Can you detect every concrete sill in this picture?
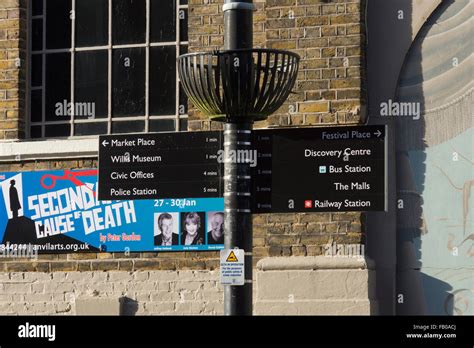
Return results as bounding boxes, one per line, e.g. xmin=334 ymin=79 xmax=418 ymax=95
xmin=0 ymin=138 xmax=99 ymax=162
xmin=256 ymin=256 xmax=375 ymax=271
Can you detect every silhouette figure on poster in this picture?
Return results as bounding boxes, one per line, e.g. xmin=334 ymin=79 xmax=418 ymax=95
xmin=9 ymin=180 xmax=21 ymax=219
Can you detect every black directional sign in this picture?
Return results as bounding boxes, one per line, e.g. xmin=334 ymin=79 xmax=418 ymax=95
xmin=253 ymin=125 xmax=386 ymax=212
xmin=99 ymin=125 xmax=386 ymax=212
xmin=98 ymin=131 xmax=224 ymax=200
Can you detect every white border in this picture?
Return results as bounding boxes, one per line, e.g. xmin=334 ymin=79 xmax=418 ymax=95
xmin=0 ymin=138 xmax=98 ymax=161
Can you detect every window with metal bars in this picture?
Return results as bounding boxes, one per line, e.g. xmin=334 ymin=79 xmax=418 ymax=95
xmin=29 ymin=0 xmax=188 ymax=138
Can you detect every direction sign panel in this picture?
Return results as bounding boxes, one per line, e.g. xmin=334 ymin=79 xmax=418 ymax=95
xmin=253 ymin=125 xmax=386 ymax=213
xmin=98 ymin=131 xmax=223 ymax=200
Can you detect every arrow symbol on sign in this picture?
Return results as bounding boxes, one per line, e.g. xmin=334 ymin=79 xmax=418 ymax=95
xmin=102 ymin=140 xmax=109 ymax=147
xmin=374 ymin=130 xmax=382 ymax=137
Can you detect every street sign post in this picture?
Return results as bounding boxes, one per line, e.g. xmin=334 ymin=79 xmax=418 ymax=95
xmin=98 ymin=124 xmax=386 ymax=315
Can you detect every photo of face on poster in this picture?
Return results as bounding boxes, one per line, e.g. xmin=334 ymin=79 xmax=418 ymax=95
xmin=154 ymin=212 xmax=179 ymax=246
xmin=180 ymin=212 xmax=205 ymax=246
xmin=207 ymin=211 xmax=224 ymax=245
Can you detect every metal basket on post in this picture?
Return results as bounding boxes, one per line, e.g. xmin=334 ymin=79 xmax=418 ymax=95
xmin=178 ymin=48 xmax=300 ymax=122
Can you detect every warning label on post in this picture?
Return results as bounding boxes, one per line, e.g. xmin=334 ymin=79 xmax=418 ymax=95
xmin=226 ymin=250 xmax=238 ymax=262
xmin=220 ymin=249 xmax=245 ymax=286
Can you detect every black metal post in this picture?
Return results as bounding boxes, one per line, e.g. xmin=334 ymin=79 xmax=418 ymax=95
xmin=223 ymin=122 xmax=253 ymax=316
xmin=224 ymin=0 xmax=253 ymax=50
xmin=223 ymin=0 xmax=254 ymax=316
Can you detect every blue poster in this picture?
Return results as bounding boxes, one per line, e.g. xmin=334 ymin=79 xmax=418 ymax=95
xmin=0 ymin=169 xmax=224 ymax=253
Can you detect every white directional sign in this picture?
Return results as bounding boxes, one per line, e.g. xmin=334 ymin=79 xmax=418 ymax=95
xmin=220 ymin=249 xmax=245 ymax=286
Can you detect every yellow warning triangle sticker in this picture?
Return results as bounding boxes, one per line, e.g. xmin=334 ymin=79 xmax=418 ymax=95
xmin=226 ymin=250 xmax=238 ymax=262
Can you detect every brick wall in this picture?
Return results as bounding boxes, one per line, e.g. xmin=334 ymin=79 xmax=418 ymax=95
xmin=0 ymin=270 xmax=224 ymax=315
xmin=188 ymin=0 xmax=366 ymax=130
xmin=0 ymin=0 xmax=26 ymax=140
xmin=0 ymin=258 xmax=376 ymax=315
xmin=0 ymin=0 xmax=369 ymax=315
